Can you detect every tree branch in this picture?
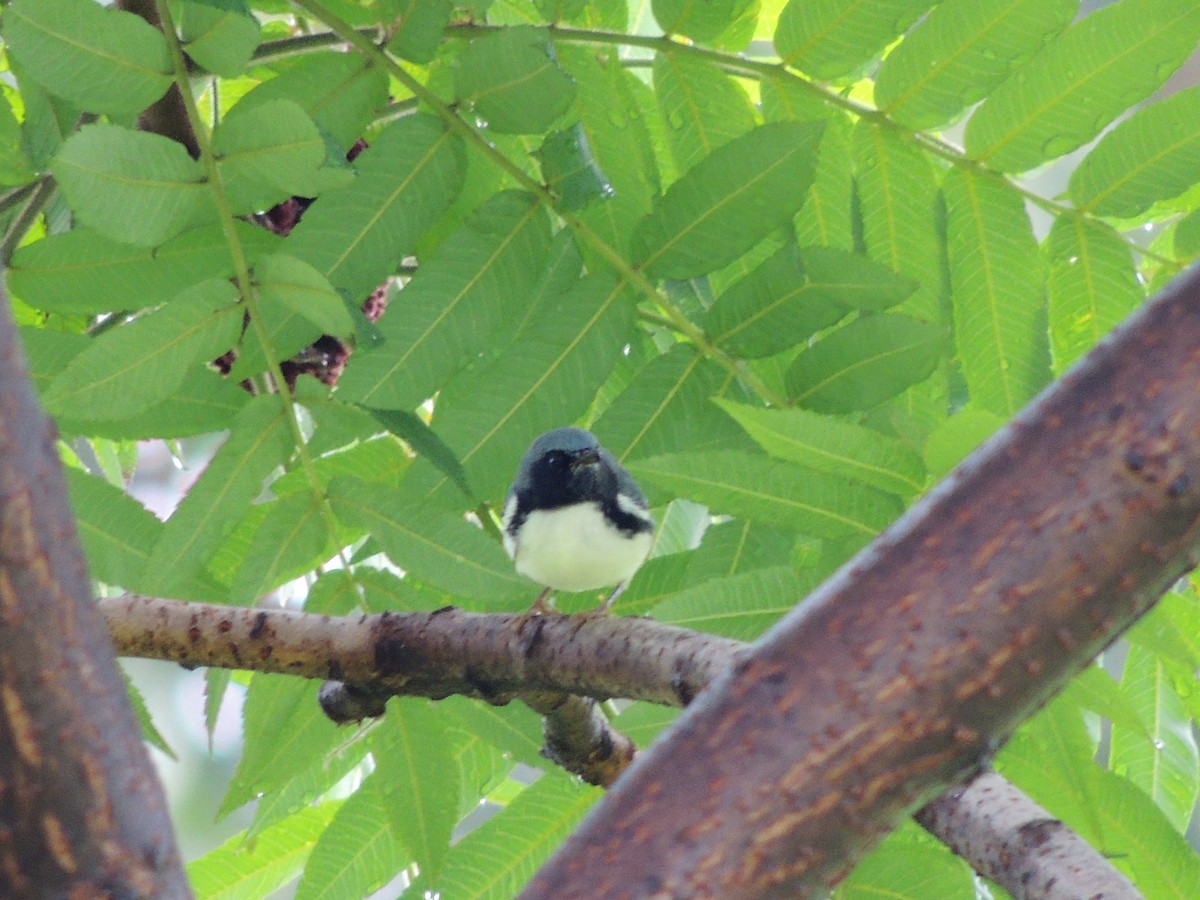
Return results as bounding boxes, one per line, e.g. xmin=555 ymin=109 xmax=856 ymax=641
xmin=520 ymin=263 xmax=1200 ymax=896
xmin=99 ymin=594 xmax=744 ymax=707
xmin=914 ymin=772 xmax=1140 ymax=899
xmin=101 ymin=595 xmax=1135 ymax=896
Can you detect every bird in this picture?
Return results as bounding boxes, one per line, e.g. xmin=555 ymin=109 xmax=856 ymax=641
xmin=502 ymin=427 xmax=655 ymax=617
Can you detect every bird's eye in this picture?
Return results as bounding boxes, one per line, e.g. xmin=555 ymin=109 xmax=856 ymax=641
xmin=544 ymin=450 xmax=567 ymax=467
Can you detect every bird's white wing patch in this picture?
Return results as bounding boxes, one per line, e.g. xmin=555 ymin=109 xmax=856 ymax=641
xmin=501 ymin=494 xmax=519 ymax=560
xmin=617 ymin=491 xmax=655 ymax=525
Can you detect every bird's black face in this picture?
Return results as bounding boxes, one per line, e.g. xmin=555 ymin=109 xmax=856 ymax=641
xmin=527 ymin=446 xmax=613 ymax=509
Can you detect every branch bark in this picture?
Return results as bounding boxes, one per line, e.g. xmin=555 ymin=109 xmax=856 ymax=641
xmin=0 ymin=290 xmax=190 ymax=896
xmin=915 ymin=771 xmax=1139 ymax=899
xmin=519 ymin=263 xmax=1200 ymax=896
xmin=100 ymin=595 xmax=1137 ymax=897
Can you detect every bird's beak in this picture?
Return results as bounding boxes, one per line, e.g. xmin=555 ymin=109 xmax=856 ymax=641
xmin=571 ymin=448 xmax=601 ymax=469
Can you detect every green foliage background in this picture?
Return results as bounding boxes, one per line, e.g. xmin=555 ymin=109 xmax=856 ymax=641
xmin=2 ymin=0 xmax=1200 ymax=895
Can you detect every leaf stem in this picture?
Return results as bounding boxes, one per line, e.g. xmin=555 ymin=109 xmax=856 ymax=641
xmin=0 ymin=176 xmax=55 ymax=266
xmin=153 ymin=0 xmax=360 ymax=593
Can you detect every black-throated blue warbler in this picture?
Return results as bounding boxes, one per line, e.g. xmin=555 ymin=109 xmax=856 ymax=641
xmin=502 ymin=427 xmax=654 ymax=613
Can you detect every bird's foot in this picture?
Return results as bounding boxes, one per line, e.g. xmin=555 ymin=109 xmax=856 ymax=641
xmin=511 ymin=587 xmax=556 ymax=634
xmin=565 ymin=583 xmax=626 ymax=636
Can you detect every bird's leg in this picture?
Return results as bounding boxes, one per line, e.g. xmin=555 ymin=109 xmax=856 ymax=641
xmin=601 ymin=581 xmax=629 ymax=610
xmin=511 ymin=586 xmax=555 ymax=633
xmin=568 ymin=582 xmax=627 ymax=636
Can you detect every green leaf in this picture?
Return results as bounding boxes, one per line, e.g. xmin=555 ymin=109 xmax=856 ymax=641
xmin=455 ymin=26 xmax=576 ymax=134
xmin=837 ymin=827 xmax=974 ymax=899
xmin=964 ymin=0 xmax=1200 ymax=172
xmin=188 ymin=804 xmax=339 ymax=900
xmin=650 ymin=566 xmax=801 ymax=640
xmin=786 ymin=314 xmax=948 ymax=413
xmin=412 ymin=274 xmax=634 ymax=505
xmin=16 ymin=327 xmax=88 ymax=395
xmin=875 ymin=0 xmax=1076 ymax=130
xmin=3 ymin=0 xmax=172 ymax=116
xmin=215 ymin=100 xmax=346 ymax=215
xmin=774 ymin=0 xmax=935 ymax=79
xmin=593 ymin=345 xmax=753 ymax=469
xmin=327 ymin=476 xmax=530 ymax=606
xmin=792 ymin=114 xmax=855 ymax=251
xmin=1008 ymin=698 xmax=1200 ymax=899
xmin=229 ymin=492 xmax=329 ymax=605
xmin=1089 ymin=770 xmax=1200 ymax=898
xmin=629 ymin=450 xmax=902 ymax=538
xmin=1110 ymin=645 xmax=1199 ymax=834
xmin=1127 ymin=592 xmax=1200 ymax=672
xmin=1001 ymin=696 xmax=1104 ymax=842
xmin=286 ymin=115 xmax=465 ymax=303
xmin=121 ymin=670 xmax=174 ymax=759
xmin=231 ymin=52 xmax=388 ymax=151
xmin=42 ymin=279 xmax=242 ymax=420
xmin=443 ymin=696 xmax=545 ymax=770
xmin=707 ymin=245 xmax=914 ymax=359
xmin=852 ymin=122 xmax=945 ymax=321
xmin=229 ymin=252 xmax=354 ymax=380
xmin=632 ymin=121 xmax=824 ymax=279
xmin=944 ymin=167 xmax=1050 ymax=416
xmin=246 ymin=735 xmax=369 ymax=838
xmin=369 ymin=701 xmax=461 ymax=882
xmin=53 ymin=124 xmax=214 ymax=247
xmin=222 ymin=676 xmax=348 ymax=817
xmin=534 ymin=0 xmax=589 ymax=21
xmin=537 ymin=124 xmax=614 ymax=211
xmin=1046 ymin=217 xmax=1142 ymax=374
xmin=144 ymin=397 xmax=295 ymax=596
xmin=652 ymin=0 xmax=756 ymax=43
xmin=1070 ymin=85 xmax=1200 ymax=218
xmin=9 ymin=222 xmax=281 ymax=317
xmin=256 ymin=252 xmax=354 ymax=336
xmin=294 ymin=778 xmax=405 ymax=900
xmin=0 ymin=91 xmax=35 ymax=186
xmin=46 ymin=362 xmax=231 ymax=442
xmin=716 ymin=400 xmax=926 ymax=498
xmin=270 ymin=436 xmax=412 ymax=498
xmin=1061 ymin=666 xmax=1152 ymax=741
xmin=416 ymin=773 xmax=600 ymax=897
xmin=337 ymin=191 xmax=550 ymax=409
xmin=922 ymin=407 xmax=1004 ymax=479
xmin=387 ymin=0 xmax=454 ymax=64
xmin=73 ymin=369 xmax=251 ymax=441
xmin=366 ymin=408 xmax=473 ymax=501
xmin=177 ymin=0 xmax=261 ymax=78
xmin=652 ymin=53 xmax=756 ymax=175
xmin=557 ymin=46 xmax=658 ymax=259
xmin=1177 ymin=208 xmax=1200 ymax=261
xmin=64 ymin=467 xmax=218 ymax=600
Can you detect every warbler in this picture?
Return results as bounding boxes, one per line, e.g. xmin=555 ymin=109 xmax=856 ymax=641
xmin=502 ymin=427 xmax=654 ymax=613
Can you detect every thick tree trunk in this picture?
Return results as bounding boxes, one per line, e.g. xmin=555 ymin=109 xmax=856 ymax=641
xmin=0 ymin=286 xmax=190 ymax=898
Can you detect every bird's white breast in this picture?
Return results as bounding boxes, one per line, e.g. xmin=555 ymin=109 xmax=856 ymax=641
xmin=508 ymin=501 xmax=653 ymax=593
